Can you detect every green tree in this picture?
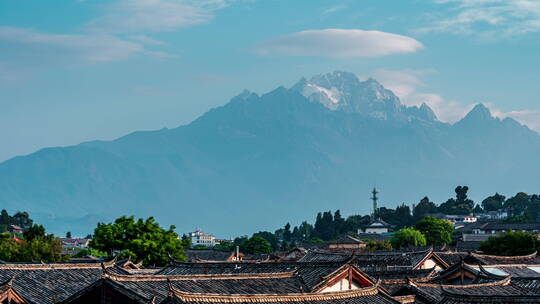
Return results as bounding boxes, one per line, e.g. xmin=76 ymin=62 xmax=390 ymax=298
xmin=12 ymin=211 xmax=33 ymax=230
xmin=391 ymin=228 xmax=427 ymax=249
xmin=73 ymin=248 xmax=108 ymax=258
xmin=306 ymin=237 xmax=324 ymax=243
xmin=297 ymin=221 xmax=313 ymax=240
xmin=473 ymin=204 xmax=483 ymax=214
xmin=66 ymin=231 xmax=72 ymax=238
xmin=241 ymin=235 xmax=272 ymax=254
xmin=505 ymin=192 xmax=531 ymax=217
xmin=334 ymin=210 xmax=345 ymax=235
xmin=283 ymin=223 xmax=292 ymax=243
xmin=394 ymin=204 xmax=414 ymax=228
xmin=479 ymin=230 xmax=540 ymax=256
xmin=23 ymin=224 xmax=46 ymax=241
xmin=0 ymin=225 xmax=66 ymax=263
xmin=438 ymin=186 xmax=475 ymax=215
xmin=481 ymin=193 xmax=505 ymax=212
xmin=89 ymin=216 xmax=187 ymax=266
xmin=0 ymin=209 xmax=10 ymax=233
xmin=415 ymin=216 xmax=454 ymax=245
xmin=344 ymin=215 xmax=371 ymax=233
xmin=365 ymin=240 xmax=393 ymax=251
xmin=313 ymin=211 xmax=335 ymax=241
xmin=213 ymin=241 xmax=235 ymax=251
xmin=253 ymin=231 xmax=279 ymax=250
xmin=413 ymin=197 xmax=438 ymax=220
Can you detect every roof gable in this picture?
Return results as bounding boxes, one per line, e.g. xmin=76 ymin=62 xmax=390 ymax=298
xmin=0 ymin=278 xmax=27 ymax=304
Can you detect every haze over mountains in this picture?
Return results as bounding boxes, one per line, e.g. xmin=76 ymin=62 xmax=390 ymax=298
xmin=1 ymin=71 xmax=539 ymax=236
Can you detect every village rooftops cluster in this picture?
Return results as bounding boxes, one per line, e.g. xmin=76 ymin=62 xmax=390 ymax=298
xmin=4 ymin=248 xmax=540 ymax=303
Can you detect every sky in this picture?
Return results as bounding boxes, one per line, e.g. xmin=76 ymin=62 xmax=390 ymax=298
xmin=1 ymin=0 xmax=540 ymax=162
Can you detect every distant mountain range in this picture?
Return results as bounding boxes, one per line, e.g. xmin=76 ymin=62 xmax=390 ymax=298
xmin=1 ymin=71 xmax=539 ymax=236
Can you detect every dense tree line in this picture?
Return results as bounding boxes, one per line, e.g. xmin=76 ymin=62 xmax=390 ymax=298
xmin=480 ymin=231 xmax=540 ymax=256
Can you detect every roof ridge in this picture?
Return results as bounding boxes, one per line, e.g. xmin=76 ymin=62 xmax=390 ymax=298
xmin=103 ymin=269 xmax=299 ymax=282
xmin=413 ymin=275 xmax=512 ymax=288
xmin=169 ymin=281 xmax=382 ymax=303
xmin=0 ymin=259 xmax=116 ymax=270
xmin=472 ymin=251 xmax=538 ymax=260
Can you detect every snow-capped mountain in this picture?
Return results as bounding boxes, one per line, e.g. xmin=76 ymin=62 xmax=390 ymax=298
xmin=292 ymin=71 xmax=438 ymax=122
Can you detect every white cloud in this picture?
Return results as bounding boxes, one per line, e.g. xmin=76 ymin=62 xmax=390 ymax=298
xmin=86 ymin=0 xmax=231 ymax=34
xmin=370 ymin=69 xmax=540 ymax=131
xmin=322 ymin=5 xmax=347 ymax=15
xmin=370 ymin=69 xmax=473 ymax=122
xmin=0 ymin=27 xmax=146 ymax=64
xmin=488 ymin=106 xmax=540 ymax=133
xmin=254 ymin=29 xmax=424 ymax=57
xmin=422 ymin=0 xmax=540 ymax=36
xmin=129 ymin=35 xmax=166 ymax=45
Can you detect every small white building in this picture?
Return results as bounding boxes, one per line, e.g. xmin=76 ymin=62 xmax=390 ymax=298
xmin=189 ymin=229 xmax=217 ymax=247
xmin=359 ymin=219 xmax=392 ymax=234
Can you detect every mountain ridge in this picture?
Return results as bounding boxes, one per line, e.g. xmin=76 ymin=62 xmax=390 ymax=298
xmin=0 ymin=71 xmax=538 ymax=236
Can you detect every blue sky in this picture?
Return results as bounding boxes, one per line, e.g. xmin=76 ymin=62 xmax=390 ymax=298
xmin=1 ymin=0 xmax=540 ymax=161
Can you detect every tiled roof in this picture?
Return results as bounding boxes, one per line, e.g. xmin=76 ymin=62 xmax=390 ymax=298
xmin=299 ymin=249 xmax=433 ymax=270
xmin=0 ymin=260 xmax=118 ymax=304
xmin=163 ymin=281 xmax=400 ymax=304
xmin=185 ymin=249 xmax=235 ymax=262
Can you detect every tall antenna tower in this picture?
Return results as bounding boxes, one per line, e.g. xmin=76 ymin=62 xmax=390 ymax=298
xmin=371 ymin=187 xmax=379 ymax=220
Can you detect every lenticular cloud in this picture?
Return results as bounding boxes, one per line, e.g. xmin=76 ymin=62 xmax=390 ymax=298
xmin=255 ymin=29 xmax=424 ymax=57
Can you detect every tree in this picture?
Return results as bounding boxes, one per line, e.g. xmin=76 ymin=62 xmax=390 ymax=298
xmin=394 ymin=204 xmax=413 ymax=228
xmin=479 ymin=231 xmax=540 ymax=256
xmin=365 ymin=240 xmax=393 ymax=251
xmin=241 ymin=235 xmax=272 ymax=254
xmin=505 ymin=192 xmax=531 ymax=217
xmin=0 ymin=209 xmax=9 ymax=232
xmin=481 ymin=193 xmax=505 ymax=212
xmin=23 ymin=224 xmax=46 ymax=241
xmin=89 ymin=216 xmax=187 ymax=266
xmin=313 ymin=211 xmax=335 ymax=241
xmin=283 ymin=223 xmax=292 ymax=243
xmin=296 ymin=221 xmax=313 ymax=241
xmin=0 ymin=225 xmax=66 ymax=263
xmin=391 ymin=228 xmax=426 ymax=249
xmin=12 ymin=211 xmax=33 ymax=230
xmin=415 ymin=216 xmax=454 ymax=245
xmin=253 ymin=231 xmax=278 ymax=250
xmin=213 ymin=241 xmax=235 ymax=251
xmin=413 ymin=197 xmax=438 ymax=220
xmin=66 ymin=231 xmax=72 ymax=239
xmin=438 ymin=186 xmax=474 ymax=215
xmin=344 ymin=215 xmax=371 ymax=233
xmin=473 ymin=204 xmax=483 ymax=214
xmin=73 ymin=248 xmax=107 ymax=258
xmin=334 ymin=210 xmax=345 ymax=235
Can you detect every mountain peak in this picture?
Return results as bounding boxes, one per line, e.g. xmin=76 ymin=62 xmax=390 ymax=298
xmin=308 ymin=71 xmax=360 ymax=89
xmin=290 ymin=71 xmax=439 ymax=122
xmin=464 ymin=103 xmax=493 ymax=121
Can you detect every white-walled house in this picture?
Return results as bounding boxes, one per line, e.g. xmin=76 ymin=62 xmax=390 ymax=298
xmin=358 ymin=219 xmax=392 ymax=234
